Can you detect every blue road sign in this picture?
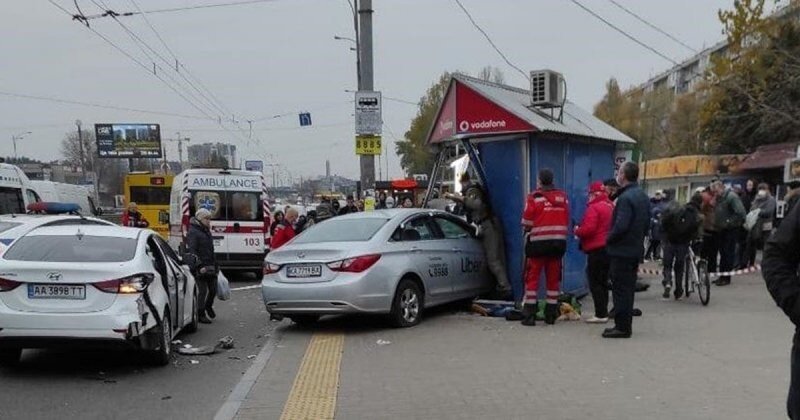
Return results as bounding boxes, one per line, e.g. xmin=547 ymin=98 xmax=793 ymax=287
xmin=299 ymin=112 xmax=312 ymax=127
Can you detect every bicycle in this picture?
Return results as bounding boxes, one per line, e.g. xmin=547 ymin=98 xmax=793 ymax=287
xmin=683 ymin=241 xmax=710 ymax=306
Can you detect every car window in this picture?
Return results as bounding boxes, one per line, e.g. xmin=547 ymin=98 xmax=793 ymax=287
xmin=3 ymin=235 xmax=137 ymax=262
xmin=433 ymin=216 xmax=472 ymax=239
xmin=403 ymin=216 xmax=436 ymax=241
xmin=26 ymin=189 xmax=40 ymax=205
xmin=0 ymin=188 xmax=25 ymax=214
xmin=155 ymin=236 xmax=180 ymax=264
xmin=292 ymin=218 xmax=388 ymax=244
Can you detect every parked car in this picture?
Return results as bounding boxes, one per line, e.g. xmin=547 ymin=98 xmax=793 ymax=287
xmin=0 ymin=209 xmax=115 ymax=256
xmin=0 ymin=225 xmax=197 ymax=365
xmin=261 ymin=209 xmax=491 ymax=327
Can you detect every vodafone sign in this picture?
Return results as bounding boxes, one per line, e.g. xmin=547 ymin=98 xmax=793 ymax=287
xmin=428 ymin=80 xmax=535 ymax=143
xmin=454 ymin=82 xmax=534 ymax=135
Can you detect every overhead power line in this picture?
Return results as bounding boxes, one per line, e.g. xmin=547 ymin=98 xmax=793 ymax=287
xmin=569 ymin=0 xmax=679 ymax=65
xmin=81 ymin=0 xmax=280 ymax=21
xmin=452 ymin=0 xmax=530 ymax=82
xmin=0 ymin=90 xmax=210 ymax=120
xmin=606 ymin=0 xmax=697 ymax=53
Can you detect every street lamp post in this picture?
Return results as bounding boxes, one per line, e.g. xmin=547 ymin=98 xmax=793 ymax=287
xmin=75 ymin=119 xmax=86 ymax=183
xmin=11 ymin=131 xmax=32 ymax=162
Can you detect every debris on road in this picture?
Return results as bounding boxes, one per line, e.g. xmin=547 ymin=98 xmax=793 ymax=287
xmin=247 ymin=355 xmax=256 ymax=359
xmin=177 ymin=336 xmax=236 ymax=356
xmin=171 ymin=340 xmax=182 ymax=345
xmin=161 ymin=396 xmax=172 ymax=401
xmin=376 ymin=339 xmax=391 ymax=346
xmin=190 ymin=360 xmax=200 ymax=365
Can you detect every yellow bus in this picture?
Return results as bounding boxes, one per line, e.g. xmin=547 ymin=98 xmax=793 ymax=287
xmin=124 ymin=172 xmax=174 ymax=239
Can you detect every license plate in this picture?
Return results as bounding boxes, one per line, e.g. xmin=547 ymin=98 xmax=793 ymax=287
xmin=28 ymin=284 xmax=86 ymax=300
xmin=286 ymin=265 xmax=322 ymax=278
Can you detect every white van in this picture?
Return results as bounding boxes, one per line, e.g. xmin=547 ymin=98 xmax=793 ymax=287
xmin=0 ymin=163 xmax=36 ymax=215
xmin=169 ymin=168 xmax=270 ymax=277
xmin=28 ymin=180 xmax=99 ymax=216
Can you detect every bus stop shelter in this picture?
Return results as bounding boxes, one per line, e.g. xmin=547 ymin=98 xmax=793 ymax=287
xmin=425 ymin=74 xmax=635 ymax=299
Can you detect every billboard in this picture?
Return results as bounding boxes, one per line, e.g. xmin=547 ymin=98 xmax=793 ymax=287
xmin=245 ymin=160 xmax=264 ymax=172
xmin=95 ymin=123 xmax=162 ymax=158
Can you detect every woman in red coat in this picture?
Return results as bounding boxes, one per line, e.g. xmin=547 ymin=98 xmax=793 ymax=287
xmin=270 ymin=208 xmax=298 ymax=250
xmin=575 ymin=181 xmax=615 ymax=323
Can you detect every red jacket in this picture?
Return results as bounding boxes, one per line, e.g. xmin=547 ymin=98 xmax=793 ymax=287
xmin=270 ymin=221 xmax=296 ymax=250
xmin=575 ymin=192 xmax=614 ymax=252
xmin=121 ymin=211 xmax=149 ymax=228
xmin=522 ymin=187 xmax=570 ymax=257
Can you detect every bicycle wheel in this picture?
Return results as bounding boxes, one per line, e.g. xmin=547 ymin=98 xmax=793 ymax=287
xmin=697 ymin=259 xmax=710 ymax=306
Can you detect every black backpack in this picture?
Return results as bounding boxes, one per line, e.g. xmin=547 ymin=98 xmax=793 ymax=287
xmin=662 ymin=202 xmax=700 ymax=243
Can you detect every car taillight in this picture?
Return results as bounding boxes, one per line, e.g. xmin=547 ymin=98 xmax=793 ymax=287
xmin=263 ymin=262 xmax=281 ymax=275
xmin=0 ymin=277 xmax=21 ymax=292
xmin=326 ymin=254 xmax=381 ymax=273
xmin=94 ymin=273 xmax=154 ymax=294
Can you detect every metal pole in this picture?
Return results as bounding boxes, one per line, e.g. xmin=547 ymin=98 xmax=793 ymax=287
xmin=76 ymin=120 xmax=86 ymax=183
xmin=12 ymin=136 xmax=17 ymax=161
xmin=358 ymin=0 xmax=375 ymax=193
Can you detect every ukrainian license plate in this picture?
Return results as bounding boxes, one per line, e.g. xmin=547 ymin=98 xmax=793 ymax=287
xmin=286 ymin=265 xmax=322 ymax=278
xmin=28 ymin=284 xmax=86 ymax=300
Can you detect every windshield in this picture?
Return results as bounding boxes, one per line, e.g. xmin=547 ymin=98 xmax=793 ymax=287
xmin=292 ymin=218 xmax=389 ymax=244
xmin=191 ymin=190 xmax=263 ymax=221
xmin=130 ymin=186 xmax=171 ymax=206
xmin=3 ymin=235 xmax=138 ymax=262
xmin=0 ymin=188 xmax=24 ymax=215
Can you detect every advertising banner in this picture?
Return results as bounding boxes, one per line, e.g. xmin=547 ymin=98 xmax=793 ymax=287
xmin=95 ymin=123 xmax=162 ymax=158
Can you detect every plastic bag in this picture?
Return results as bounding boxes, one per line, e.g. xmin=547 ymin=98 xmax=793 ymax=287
xmin=217 ymin=271 xmax=231 ymax=301
xmin=744 ymin=209 xmax=760 ymax=231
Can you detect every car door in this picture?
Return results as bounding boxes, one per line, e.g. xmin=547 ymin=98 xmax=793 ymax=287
xmin=399 ymin=215 xmax=453 ymax=298
xmin=432 ymin=215 xmax=485 ymax=294
xmin=155 ymin=236 xmax=189 ymax=328
xmin=146 ymin=235 xmax=179 ymax=331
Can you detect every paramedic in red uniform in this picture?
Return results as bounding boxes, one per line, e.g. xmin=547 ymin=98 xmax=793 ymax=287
xmin=271 ymin=208 xmax=298 ymax=250
xmin=521 ymin=169 xmax=570 ymax=326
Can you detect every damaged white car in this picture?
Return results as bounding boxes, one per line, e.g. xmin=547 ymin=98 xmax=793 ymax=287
xmin=0 ymin=225 xmax=197 ymax=366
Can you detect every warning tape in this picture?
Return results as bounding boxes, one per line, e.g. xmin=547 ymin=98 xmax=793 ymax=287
xmin=637 ymin=264 xmax=762 ymax=278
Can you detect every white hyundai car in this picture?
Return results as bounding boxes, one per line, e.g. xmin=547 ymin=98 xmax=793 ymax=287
xmin=0 ymin=212 xmax=115 ymax=256
xmin=0 ymin=225 xmax=198 ymax=366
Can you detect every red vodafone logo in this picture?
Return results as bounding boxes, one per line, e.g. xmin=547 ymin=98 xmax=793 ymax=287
xmin=458 ymin=119 xmax=507 ymax=132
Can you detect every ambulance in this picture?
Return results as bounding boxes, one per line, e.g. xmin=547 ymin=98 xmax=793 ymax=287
xmin=169 ymin=168 xmax=271 ymax=277
xmin=0 ymin=162 xmax=35 ymax=215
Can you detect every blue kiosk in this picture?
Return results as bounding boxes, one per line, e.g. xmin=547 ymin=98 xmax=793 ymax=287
xmin=426 ymin=74 xmax=635 ymax=299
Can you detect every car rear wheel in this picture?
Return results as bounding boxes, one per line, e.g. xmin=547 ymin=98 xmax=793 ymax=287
xmin=289 ymin=315 xmax=320 ymax=326
xmin=0 ymin=348 xmax=22 ymax=366
xmin=390 ymin=279 xmax=423 ymax=328
xmin=149 ymin=310 xmax=172 ymax=366
xmin=184 ymin=289 xmax=199 ymax=334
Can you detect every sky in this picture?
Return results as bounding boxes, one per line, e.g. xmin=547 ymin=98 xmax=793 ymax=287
xmin=0 ymin=0 xmax=778 ymax=183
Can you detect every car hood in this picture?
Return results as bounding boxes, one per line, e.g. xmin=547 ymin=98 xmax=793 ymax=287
xmin=266 ymin=241 xmax=373 ymax=264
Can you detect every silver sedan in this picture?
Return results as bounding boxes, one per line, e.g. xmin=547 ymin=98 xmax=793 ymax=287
xmin=261 ymin=209 xmax=491 ymax=327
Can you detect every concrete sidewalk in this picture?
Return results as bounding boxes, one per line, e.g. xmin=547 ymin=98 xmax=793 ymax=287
xmin=235 ymin=270 xmax=791 ymax=419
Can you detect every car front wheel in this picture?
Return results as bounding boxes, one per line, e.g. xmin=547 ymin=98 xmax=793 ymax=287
xmin=390 ymin=279 xmax=423 ymax=328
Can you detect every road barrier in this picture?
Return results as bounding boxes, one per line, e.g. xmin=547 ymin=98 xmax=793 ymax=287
xmin=638 ymin=264 xmax=762 ymax=278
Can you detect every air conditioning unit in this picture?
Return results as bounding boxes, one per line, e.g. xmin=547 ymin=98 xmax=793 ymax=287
xmin=530 ymin=70 xmax=565 ymax=108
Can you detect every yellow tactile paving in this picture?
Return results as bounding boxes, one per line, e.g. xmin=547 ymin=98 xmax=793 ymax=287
xmin=279 ymin=333 xmax=345 ymax=420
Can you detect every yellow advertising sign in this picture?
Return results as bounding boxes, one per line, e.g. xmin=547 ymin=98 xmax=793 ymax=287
xmin=355 ymin=135 xmax=382 ymax=155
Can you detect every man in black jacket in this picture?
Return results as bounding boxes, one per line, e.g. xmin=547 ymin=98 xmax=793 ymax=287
xmin=604 ymin=162 xmax=650 ymax=339
xmin=763 ymin=204 xmax=800 ymax=419
xmin=186 ymin=208 xmax=218 ymax=324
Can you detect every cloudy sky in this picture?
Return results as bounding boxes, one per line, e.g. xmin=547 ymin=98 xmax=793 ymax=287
xmin=1 ymin=0 xmax=778 ymax=182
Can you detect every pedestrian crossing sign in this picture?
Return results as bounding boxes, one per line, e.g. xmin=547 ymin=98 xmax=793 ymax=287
xmin=355 ymin=135 xmax=382 ymax=155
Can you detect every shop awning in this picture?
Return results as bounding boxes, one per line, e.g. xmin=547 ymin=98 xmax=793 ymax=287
xmin=738 ymin=142 xmax=800 ymax=171
xmin=427 ymin=74 xmax=636 ymax=144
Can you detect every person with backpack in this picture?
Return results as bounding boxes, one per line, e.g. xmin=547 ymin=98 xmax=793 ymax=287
xmin=711 ymin=180 xmax=747 ymax=286
xmin=520 ymin=169 xmax=570 ymax=326
xmin=575 ymin=181 xmax=614 ymax=323
xmin=644 ymin=191 xmax=665 ymax=261
xmin=660 ymin=193 xmax=703 ymax=300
